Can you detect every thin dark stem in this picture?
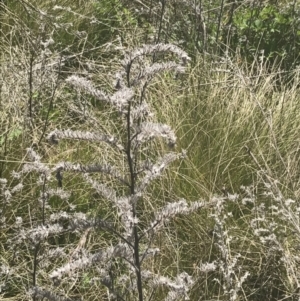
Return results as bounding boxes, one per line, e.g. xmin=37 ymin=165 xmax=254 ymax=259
xmin=148 ymin=289 xmax=155 ymax=301
xmin=215 ymin=0 xmax=225 ymax=46
xmin=126 ymin=108 xmax=136 ymax=193
xmin=0 ymin=58 xmax=5 ymax=177
xmin=95 ymin=219 xmax=135 ymax=250
xmin=155 ymin=0 xmax=166 ymax=45
xmin=125 ymin=73 xmax=143 ymax=301
xmin=153 ymin=0 xmax=166 ymax=63
xmin=38 ymin=55 xmax=62 ymax=145
xmin=106 ymin=267 xmax=127 ymax=301
xmin=0 ymin=132 xmax=7 ymax=180
xmin=133 ymin=215 xmax=143 ymax=301
xmin=28 ymin=55 xmax=34 ymax=119
xmin=126 ymin=63 xmax=132 ymax=88
xmin=41 ymin=175 xmax=47 ymax=225
xmin=140 ymin=232 xmax=156 ymax=265
xmin=32 ymin=243 xmax=40 ymax=288
xmin=32 ymin=175 xmax=47 ymax=300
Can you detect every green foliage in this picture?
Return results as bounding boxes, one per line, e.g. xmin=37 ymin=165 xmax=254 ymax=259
xmin=120 ymin=0 xmax=300 ymax=72
xmin=0 ymin=127 xmax=22 ymax=146
xmin=228 ymin=3 xmax=300 ymax=70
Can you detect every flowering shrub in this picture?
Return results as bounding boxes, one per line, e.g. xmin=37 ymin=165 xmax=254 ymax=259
xmin=0 ymin=43 xmax=217 ymax=301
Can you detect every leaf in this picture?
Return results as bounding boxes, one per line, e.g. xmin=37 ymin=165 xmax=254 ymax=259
xmin=254 ymin=19 xmax=262 ymax=28
xmin=8 ymin=127 xmax=22 ymax=141
xmin=32 ymin=91 xmax=39 ymax=99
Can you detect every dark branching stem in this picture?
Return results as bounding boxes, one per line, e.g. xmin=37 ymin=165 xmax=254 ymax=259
xmin=38 ymin=55 xmax=62 ymax=145
xmin=126 ymin=63 xmax=132 ymax=88
xmin=107 ymin=268 xmax=127 ymax=301
xmin=28 ymin=54 xmax=34 ymax=119
xmin=154 ymin=0 xmax=166 ymax=47
xmin=33 ymin=176 xmax=47 ymax=301
xmin=215 ymin=0 xmax=225 ymax=45
xmin=97 ymin=219 xmax=135 ymax=250
xmin=32 ymin=242 xmax=40 ymax=301
xmin=126 ymin=95 xmax=143 ymax=301
xmin=41 ymin=175 xmax=47 ymax=225
xmin=32 ymin=243 xmax=40 ymax=287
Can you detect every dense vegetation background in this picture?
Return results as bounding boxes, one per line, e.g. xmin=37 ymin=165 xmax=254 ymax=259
xmin=1 ymin=0 xmax=300 ymax=300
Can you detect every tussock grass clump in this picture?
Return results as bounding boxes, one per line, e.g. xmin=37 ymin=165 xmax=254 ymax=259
xmin=151 ymin=52 xmax=300 ymax=300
